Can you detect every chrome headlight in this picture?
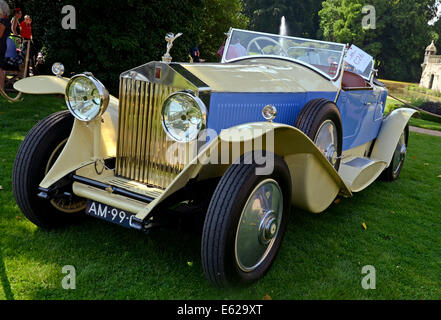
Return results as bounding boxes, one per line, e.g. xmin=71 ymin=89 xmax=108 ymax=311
xmin=65 ymin=73 xmax=109 ymax=122
xmin=161 ymin=92 xmax=207 ymax=142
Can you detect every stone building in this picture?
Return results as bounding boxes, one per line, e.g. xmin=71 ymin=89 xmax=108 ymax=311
xmin=420 ymin=41 xmax=441 ymax=91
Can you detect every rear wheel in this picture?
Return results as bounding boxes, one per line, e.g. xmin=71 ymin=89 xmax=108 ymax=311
xmin=380 ymin=124 xmax=409 ymax=181
xmin=295 ymin=99 xmax=343 ymax=171
xmin=12 ymin=111 xmax=86 ymax=228
xmin=201 ymin=152 xmax=291 ymax=287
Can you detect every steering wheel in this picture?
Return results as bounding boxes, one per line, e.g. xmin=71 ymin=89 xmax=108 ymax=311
xmin=246 ymin=37 xmax=289 ymax=57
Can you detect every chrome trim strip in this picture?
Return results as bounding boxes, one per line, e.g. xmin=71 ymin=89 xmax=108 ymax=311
xmin=72 ymin=175 xmax=154 ymax=203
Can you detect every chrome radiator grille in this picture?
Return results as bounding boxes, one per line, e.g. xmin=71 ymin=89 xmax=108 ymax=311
xmin=115 ymin=78 xmax=184 ymax=189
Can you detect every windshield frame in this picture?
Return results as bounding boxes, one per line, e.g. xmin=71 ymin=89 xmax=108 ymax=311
xmin=221 ymin=28 xmax=347 ymax=82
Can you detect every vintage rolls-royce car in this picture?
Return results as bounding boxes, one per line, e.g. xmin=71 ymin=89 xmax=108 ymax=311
xmin=12 ymin=28 xmax=415 ymax=287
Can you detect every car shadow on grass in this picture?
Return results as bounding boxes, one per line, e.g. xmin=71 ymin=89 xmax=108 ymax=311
xmin=0 ymin=245 xmax=14 ymax=300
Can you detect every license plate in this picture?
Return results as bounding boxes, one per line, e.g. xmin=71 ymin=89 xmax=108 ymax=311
xmin=86 ymin=201 xmax=136 ymax=229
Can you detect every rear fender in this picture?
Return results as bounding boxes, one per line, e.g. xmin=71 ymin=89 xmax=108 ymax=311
xmin=371 ymin=108 xmax=417 ymax=166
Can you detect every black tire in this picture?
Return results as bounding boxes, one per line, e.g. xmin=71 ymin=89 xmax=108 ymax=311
xmin=379 ymin=124 xmax=409 ymax=182
xmin=201 ymin=152 xmax=292 ymax=287
xmin=12 ymin=110 xmax=85 ymax=228
xmin=294 ymin=98 xmax=343 ymax=171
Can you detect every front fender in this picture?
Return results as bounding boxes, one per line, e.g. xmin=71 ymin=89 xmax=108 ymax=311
xmin=13 ymin=76 xmax=69 ymax=95
xmin=39 ymin=95 xmax=119 ymax=188
xmin=371 ymin=108 xmax=417 ymax=166
xmin=135 ymin=122 xmax=352 ymax=220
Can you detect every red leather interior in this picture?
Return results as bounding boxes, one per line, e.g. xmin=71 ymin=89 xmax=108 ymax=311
xmin=342 ymin=71 xmax=369 ymax=88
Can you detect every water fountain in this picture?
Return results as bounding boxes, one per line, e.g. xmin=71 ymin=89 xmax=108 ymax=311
xmin=279 ymin=16 xmax=288 ymax=50
xmin=279 ymin=16 xmax=288 ymax=37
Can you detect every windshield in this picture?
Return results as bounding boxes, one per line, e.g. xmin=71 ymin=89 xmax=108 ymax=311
xmin=222 ymin=29 xmax=346 ymax=79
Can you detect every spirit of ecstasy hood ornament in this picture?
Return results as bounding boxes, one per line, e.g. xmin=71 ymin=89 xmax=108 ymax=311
xmin=162 ymin=32 xmax=183 ymax=63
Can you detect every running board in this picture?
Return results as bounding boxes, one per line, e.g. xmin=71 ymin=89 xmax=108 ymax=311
xmin=339 ymin=157 xmax=387 ymax=193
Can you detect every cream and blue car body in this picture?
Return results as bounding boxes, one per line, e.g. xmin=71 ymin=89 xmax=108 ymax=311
xmin=13 ymin=29 xmax=416 ymax=286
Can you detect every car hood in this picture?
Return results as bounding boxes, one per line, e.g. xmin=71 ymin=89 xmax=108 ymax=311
xmin=120 ymin=58 xmax=338 ymax=94
xmin=181 ymin=59 xmax=338 ymax=93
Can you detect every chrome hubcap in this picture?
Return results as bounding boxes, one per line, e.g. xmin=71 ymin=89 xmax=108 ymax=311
xmin=258 ymin=211 xmax=278 ymax=245
xmin=392 ymin=131 xmax=407 ymax=175
xmin=235 ymin=179 xmax=283 ymax=272
xmin=314 ymin=120 xmax=338 ymax=166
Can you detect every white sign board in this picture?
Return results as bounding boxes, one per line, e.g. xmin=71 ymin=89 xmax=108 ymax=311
xmin=344 ymin=45 xmax=373 ymax=73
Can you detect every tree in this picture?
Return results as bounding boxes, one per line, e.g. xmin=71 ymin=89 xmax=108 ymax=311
xmin=6 ymin=0 xmax=247 ymax=93
xmin=319 ymin=0 xmax=438 ymax=82
xmin=431 ymin=17 xmax=441 ymax=51
xmin=199 ymin=0 xmax=249 ymax=62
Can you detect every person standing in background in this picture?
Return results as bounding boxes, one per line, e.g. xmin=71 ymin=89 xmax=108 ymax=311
xmin=189 ymin=46 xmax=205 ymax=63
xmin=226 ymin=35 xmax=247 ymax=60
xmin=11 ymin=8 xmax=21 ymax=36
xmin=0 ymin=0 xmax=11 ymax=90
xmin=20 ymin=15 xmax=32 ymax=40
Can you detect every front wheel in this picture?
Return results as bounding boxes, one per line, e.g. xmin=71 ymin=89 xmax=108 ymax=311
xmin=12 ymin=111 xmax=86 ymax=228
xmin=201 ymin=152 xmax=292 ymax=287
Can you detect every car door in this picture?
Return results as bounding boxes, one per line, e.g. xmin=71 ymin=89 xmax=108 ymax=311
xmin=337 ymin=86 xmax=382 ymax=151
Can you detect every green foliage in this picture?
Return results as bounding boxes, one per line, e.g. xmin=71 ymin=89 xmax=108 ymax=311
xmin=243 ymin=0 xmax=323 ymax=38
xmin=431 ymin=18 xmax=441 ymax=52
xmin=199 ymin=0 xmax=249 ymax=62
xmin=409 ymin=117 xmax=441 ymax=131
xmin=319 ymin=0 xmax=438 ymax=82
xmin=7 ymin=0 xmax=247 ymax=94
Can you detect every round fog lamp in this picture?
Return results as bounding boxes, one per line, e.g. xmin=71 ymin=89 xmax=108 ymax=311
xmin=52 ymin=63 xmax=65 ymax=77
xmin=262 ymin=105 xmax=277 ymax=122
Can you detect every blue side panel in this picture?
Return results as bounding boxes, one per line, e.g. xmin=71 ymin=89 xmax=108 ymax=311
xmin=206 ymin=89 xmax=387 ymax=152
xmin=336 ymin=89 xmax=387 ymax=151
xmin=207 ymin=91 xmax=337 ymax=136
xmin=306 ymin=91 xmax=337 ymax=102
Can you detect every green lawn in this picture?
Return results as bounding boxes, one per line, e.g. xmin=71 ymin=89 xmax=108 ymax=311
xmin=386 ymin=97 xmax=441 ymax=132
xmin=409 ymin=118 xmax=441 ymax=132
xmin=1 ymin=95 xmax=441 ymax=300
